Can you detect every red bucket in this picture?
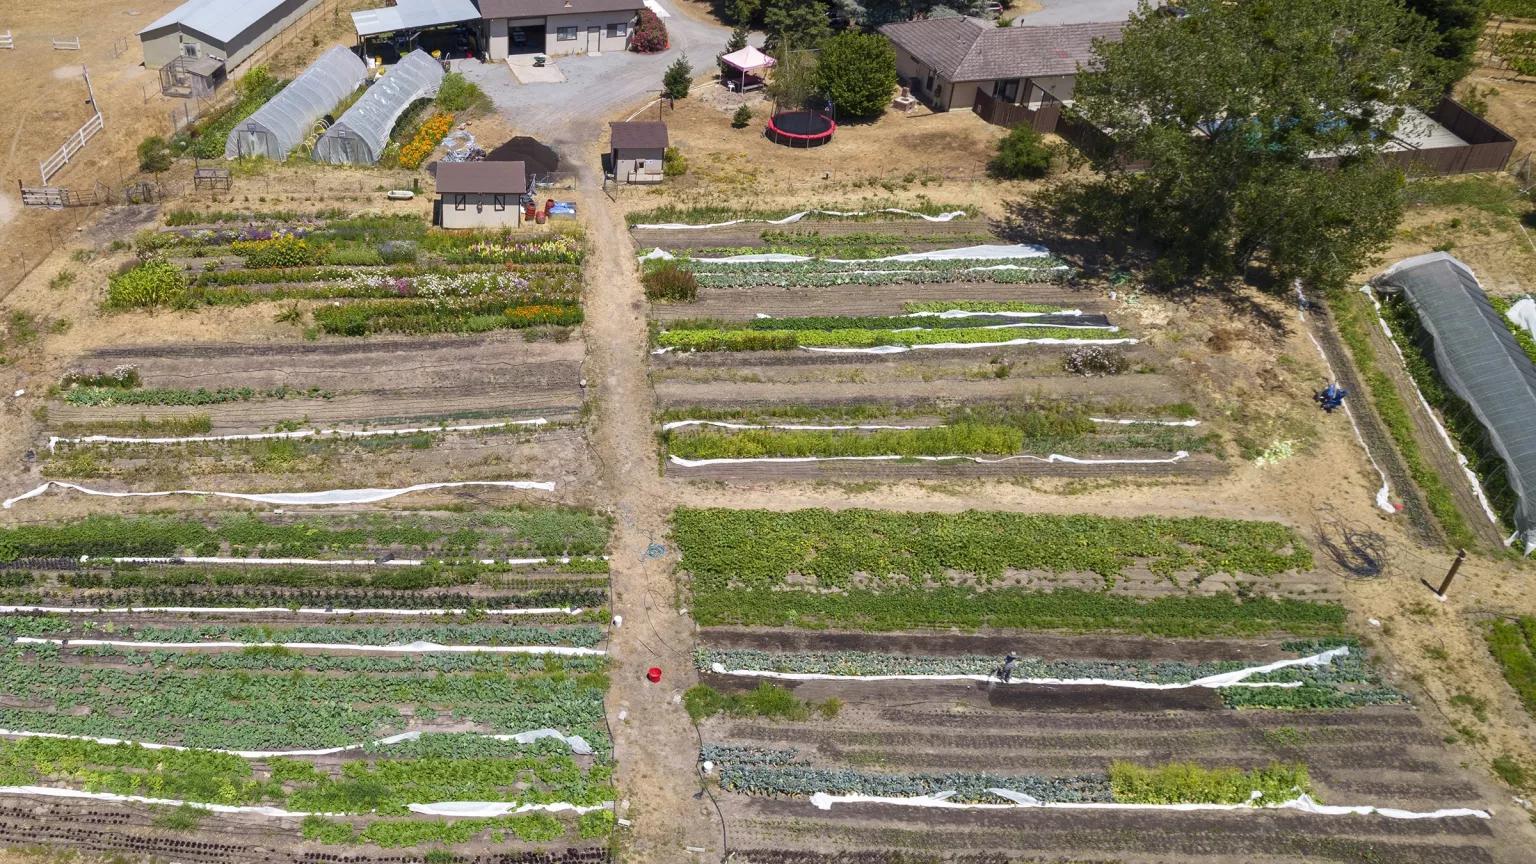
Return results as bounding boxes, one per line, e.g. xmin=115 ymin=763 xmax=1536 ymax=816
xmin=646 ymin=666 xmax=662 ymax=683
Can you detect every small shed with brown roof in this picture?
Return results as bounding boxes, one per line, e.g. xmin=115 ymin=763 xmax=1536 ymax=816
xmin=879 ymin=17 xmax=1123 ymax=132
xmin=609 ymin=121 xmax=668 ymax=184
xmin=434 ymin=160 xmax=529 ymax=229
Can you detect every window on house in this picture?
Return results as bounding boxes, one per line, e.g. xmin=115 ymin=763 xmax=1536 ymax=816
xmin=453 ymin=194 xmax=467 ymax=211
xmin=607 ymin=22 xmax=627 ymax=37
xmin=556 ymin=26 xmax=578 ymax=41
xmin=492 ymin=194 xmax=506 ymax=211
xmin=182 ymin=43 xmax=199 ymax=58
xmin=992 ymin=79 xmax=1020 ymax=103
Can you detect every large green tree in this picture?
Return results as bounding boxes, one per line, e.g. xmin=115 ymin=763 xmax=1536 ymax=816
xmin=763 ymin=0 xmax=832 ymax=50
xmin=1404 ymin=0 xmax=1488 ymax=85
xmin=816 ymin=32 xmax=897 ymax=118
xmin=1056 ymin=0 xmax=1441 ymax=290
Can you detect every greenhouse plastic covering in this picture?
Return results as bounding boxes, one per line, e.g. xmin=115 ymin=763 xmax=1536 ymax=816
xmin=315 ymin=49 xmax=443 ymax=165
xmin=1375 ymin=252 xmax=1536 ymax=554
xmin=225 ymin=45 xmax=366 ymax=160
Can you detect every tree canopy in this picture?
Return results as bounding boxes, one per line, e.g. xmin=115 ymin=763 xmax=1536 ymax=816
xmin=816 ymin=32 xmax=896 ymax=118
xmin=1404 ymin=0 xmax=1488 ymax=85
xmin=1056 ymin=0 xmax=1442 ymax=290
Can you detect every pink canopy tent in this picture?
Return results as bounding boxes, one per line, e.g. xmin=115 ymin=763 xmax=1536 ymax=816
xmin=720 ymin=44 xmax=776 ymax=92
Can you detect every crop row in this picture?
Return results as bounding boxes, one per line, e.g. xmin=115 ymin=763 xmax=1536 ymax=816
xmin=664 ymin=424 xmax=1207 ymax=460
xmin=625 ymin=203 xmax=975 ymax=226
xmin=0 ymin=735 xmax=610 ymax=816
xmin=188 ymin=263 xmax=578 ymax=293
xmin=690 ymin=586 xmax=1345 ymax=637
xmin=0 ymin=509 xmax=612 ymax=561
xmin=672 ymin=509 xmax=1313 ymax=590
xmin=0 ymin=614 xmax=603 ymax=647
xmin=703 ymin=747 xmax=1312 ymax=806
xmin=667 ymin=314 xmax=1093 ymax=332
xmin=673 ymin=260 xmax=1069 ymax=289
xmin=86 ymin=645 xmax=606 ymax=677
xmin=0 ymin=586 xmax=608 ymax=612
xmin=61 ymin=385 xmax=331 ymax=407
xmin=0 ymin=643 xmax=607 ymax=749
xmin=313 ymin=297 xmax=582 ymax=337
xmin=302 ymin=809 xmax=613 ymax=847
xmin=656 ymin=324 xmax=1119 ymax=352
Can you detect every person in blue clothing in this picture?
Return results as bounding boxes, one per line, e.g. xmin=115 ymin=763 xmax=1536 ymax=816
xmin=1316 ymin=381 xmax=1347 ymax=413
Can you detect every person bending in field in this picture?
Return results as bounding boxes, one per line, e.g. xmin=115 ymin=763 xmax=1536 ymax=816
xmin=998 ymin=652 xmax=1019 ymax=683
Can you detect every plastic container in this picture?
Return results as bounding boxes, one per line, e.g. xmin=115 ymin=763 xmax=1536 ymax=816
xmin=646 ymin=667 xmax=662 ymax=683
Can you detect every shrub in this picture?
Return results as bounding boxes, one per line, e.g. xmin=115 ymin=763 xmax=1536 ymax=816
xmin=434 ymin=72 xmax=489 ymax=113
xmin=231 ymin=235 xmax=321 ymax=268
xmin=1064 ymin=345 xmax=1128 ymax=376
xmin=663 ymin=55 xmax=693 ymax=99
xmin=137 ymin=136 xmax=173 ymax=175
xmin=684 ymin=683 xmax=810 ymax=722
xmin=815 ymin=32 xmax=897 ymax=119
xmin=106 ymin=261 xmax=187 ymax=310
xmin=631 ymin=9 xmax=668 ymax=53
xmin=990 ymin=124 xmax=1053 ymax=179
xmin=663 ymin=147 xmax=688 ymax=177
xmin=732 ymin=105 xmax=753 ymax=128
xmin=643 ymin=261 xmax=698 ymax=302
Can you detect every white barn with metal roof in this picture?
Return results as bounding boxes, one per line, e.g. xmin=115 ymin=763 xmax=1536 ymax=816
xmin=139 ymin=0 xmax=327 ymax=69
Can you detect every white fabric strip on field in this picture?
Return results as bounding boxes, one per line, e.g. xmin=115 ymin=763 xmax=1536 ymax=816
xmin=1507 ymin=297 xmax=1536 ymax=340
xmin=2 ymin=480 xmax=555 ymax=510
xmin=14 ymin=636 xmax=605 ymax=656
xmin=671 ymin=451 xmax=1190 ymax=468
xmin=632 ymin=208 xmax=970 ymax=230
xmin=1298 ymin=292 xmax=1395 ymax=514
xmin=1361 ymin=284 xmax=1501 ymax=525
xmin=0 ymin=785 xmax=610 ymax=819
xmin=0 ymin=605 xmax=583 ymax=617
xmin=907 ymin=309 xmax=1084 ymax=319
xmin=47 ymin=418 xmax=549 ymax=451
xmin=711 ymin=646 xmax=1346 ymax=690
xmin=640 ymin=243 xmax=1049 ymax=264
xmin=90 ymin=554 xmax=605 ymax=567
xmin=807 ymin=790 xmax=1488 ymax=821
xmin=0 ymin=727 xmax=594 ymax=758
xmin=802 ymin=336 xmax=1138 ymax=354
xmin=1089 ymin=417 xmax=1202 ymax=427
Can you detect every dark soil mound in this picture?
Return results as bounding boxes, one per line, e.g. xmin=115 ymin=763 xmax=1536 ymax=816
xmin=486 ymin=136 xmax=560 ymax=175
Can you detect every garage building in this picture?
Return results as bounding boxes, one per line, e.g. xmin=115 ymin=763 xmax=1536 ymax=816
xmin=139 ymin=0 xmax=327 ymax=70
xmin=481 ymin=0 xmax=643 ymax=60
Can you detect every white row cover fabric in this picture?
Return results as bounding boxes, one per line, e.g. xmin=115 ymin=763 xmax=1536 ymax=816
xmin=2 ymin=480 xmax=554 ymax=509
xmin=710 ymin=646 xmax=1347 ymax=689
xmin=633 ymin=208 xmax=971 ymax=230
xmin=1508 ymin=297 xmax=1536 ymax=341
xmin=641 ymin=244 xmax=1050 ymax=264
xmin=0 ymin=604 xmax=583 ymax=617
xmin=14 ymin=636 xmax=605 ymax=656
xmin=226 ymin=45 xmax=366 ymax=160
xmin=670 ymin=451 xmax=1189 ymax=468
xmin=49 ymin=417 xmax=545 ymax=451
xmin=89 ymin=554 xmax=586 ymax=567
xmin=0 ymin=785 xmax=608 ymax=820
xmin=662 ymin=418 xmax=1196 ymax=432
xmin=315 ymin=49 xmax=444 ymax=165
xmin=0 ymin=727 xmax=594 ymax=758
xmin=807 ymin=790 xmax=1488 ymax=821
xmin=801 ymin=336 xmax=1137 ymax=354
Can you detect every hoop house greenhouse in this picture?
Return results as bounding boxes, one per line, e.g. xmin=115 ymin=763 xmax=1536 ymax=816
xmin=314 ymin=50 xmax=444 ymax=165
xmin=1375 ymin=252 xmax=1536 ymax=555
xmin=225 ymin=45 xmax=366 ymax=160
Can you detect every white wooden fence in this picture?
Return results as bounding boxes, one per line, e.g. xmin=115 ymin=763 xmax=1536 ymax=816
xmin=0 ymin=31 xmax=15 ymax=50
xmin=39 ymin=110 xmax=103 ymax=184
xmin=51 ymin=36 xmax=80 ymax=50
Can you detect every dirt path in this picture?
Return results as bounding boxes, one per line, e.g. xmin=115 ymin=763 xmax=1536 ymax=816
xmin=580 ymin=172 xmax=723 ymax=860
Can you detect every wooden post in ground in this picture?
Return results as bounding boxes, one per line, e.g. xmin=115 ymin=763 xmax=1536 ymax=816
xmin=1422 ymin=548 xmax=1467 ymax=598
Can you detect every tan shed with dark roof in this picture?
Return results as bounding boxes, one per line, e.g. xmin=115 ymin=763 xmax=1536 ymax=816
xmin=482 ymin=0 xmax=643 ymax=60
xmin=609 ymin=121 xmax=668 ymax=184
xmin=435 ymin=161 xmax=528 ymax=229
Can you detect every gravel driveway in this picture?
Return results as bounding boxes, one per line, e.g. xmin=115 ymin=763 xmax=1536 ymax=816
xmin=1014 ymin=0 xmax=1139 ymax=25
xmin=456 ymin=0 xmax=730 ymax=175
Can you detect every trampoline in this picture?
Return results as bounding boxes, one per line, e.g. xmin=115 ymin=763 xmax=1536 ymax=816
xmin=766 ymin=110 xmax=836 ymax=147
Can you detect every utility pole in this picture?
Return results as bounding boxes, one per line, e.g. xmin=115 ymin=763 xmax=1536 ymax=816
xmin=1422 ymin=548 xmax=1466 ymax=598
